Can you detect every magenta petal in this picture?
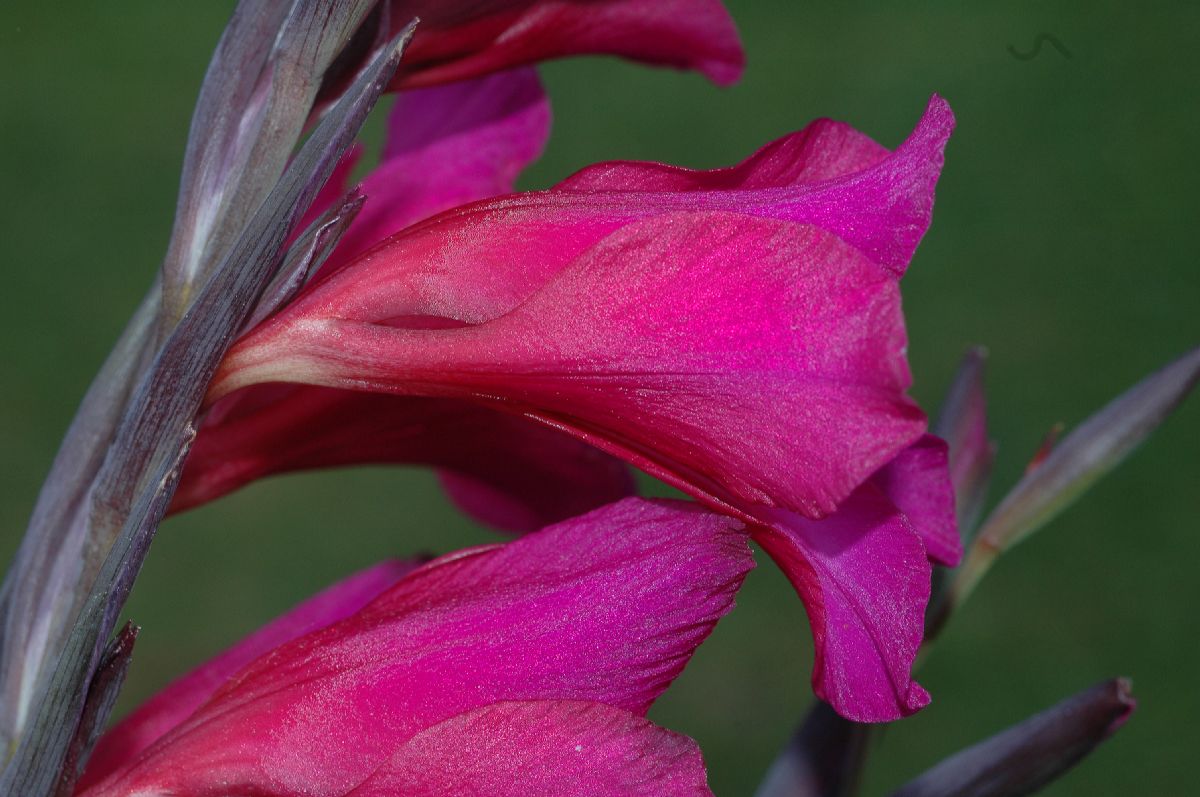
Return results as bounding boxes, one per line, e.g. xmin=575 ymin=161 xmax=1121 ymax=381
xmin=758 ymin=489 xmax=932 ymax=723
xmin=556 ymin=116 xmax=888 ymax=192
xmin=82 ymin=499 xmax=750 ymax=797
xmin=78 ymin=560 xmax=417 ymax=792
xmin=791 ymin=95 xmax=954 ymax=274
xmin=349 ymin=701 xmax=712 ymax=797
xmin=871 ymin=435 xmax=962 ymax=567
xmin=326 ymin=67 xmax=551 ymax=274
xmin=436 ymin=441 xmax=634 ymax=532
xmin=194 ymin=98 xmax=954 ymax=726
xmin=178 ymin=69 xmax=575 ymax=525
xmin=192 ymin=100 xmax=951 ymax=531
xmin=387 ymin=0 xmax=744 ymax=89
xmin=260 ymin=96 xmax=951 ymax=330
xmin=555 ymin=94 xmax=953 ymax=275
xmin=175 ymin=390 xmax=633 ymax=532
xmin=220 ymin=212 xmax=923 ymax=520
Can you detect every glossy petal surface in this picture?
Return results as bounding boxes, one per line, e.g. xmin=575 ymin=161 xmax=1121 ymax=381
xmin=215 ymin=100 xmax=953 ymax=519
xmin=81 ymin=499 xmax=751 ymax=797
xmin=179 ymin=69 xmax=617 ymax=529
xmin=79 ymin=560 xmax=417 ymax=791
xmin=872 ymin=435 xmax=961 ymax=567
xmin=205 ymin=98 xmax=954 ymax=723
xmin=746 ymin=434 xmax=956 ymax=722
xmin=349 ymin=701 xmax=712 ymax=796
xmin=759 ymin=490 xmax=933 ymax=722
xmin=330 ymin=66 xmax=552 ymax=273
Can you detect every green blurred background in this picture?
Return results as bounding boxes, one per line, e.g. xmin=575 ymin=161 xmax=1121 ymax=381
xmin=1 ymin=2 xmax=1197 ymax=794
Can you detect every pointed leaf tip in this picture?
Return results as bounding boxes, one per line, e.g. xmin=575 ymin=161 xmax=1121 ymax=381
xmin=977 ymin=345 xmax=1200 ymax=553
xmin=890 ymin=678 xmax=1136 ymax=797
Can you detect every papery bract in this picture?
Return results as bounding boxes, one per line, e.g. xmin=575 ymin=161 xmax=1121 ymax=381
xmin=199 ymin=94 xmax=957 ymax=722
xmin=78 ymin=498 xmax=751 ymax=797
xmin=892 ymin=679 xmax=1136 ymax=797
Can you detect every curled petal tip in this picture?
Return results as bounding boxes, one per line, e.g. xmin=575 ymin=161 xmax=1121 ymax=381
xmin=760 ymin=491 xmax=933 ymax=724
xmin=920 ymin=94 xmax=957 ymax=142
xmin=906 ymin=94 xmax=955 ymax=172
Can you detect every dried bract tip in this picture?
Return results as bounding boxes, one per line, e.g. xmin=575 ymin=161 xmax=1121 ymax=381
xmin=244 ymin=188 xmax=367 ymax=331
xmin=1024 ymin=422 xmax=1064 ymax=475
xmin=161 ymin=0 xmax=380 ymax=320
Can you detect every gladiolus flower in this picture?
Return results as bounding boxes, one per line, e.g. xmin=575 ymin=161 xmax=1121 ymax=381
xmin=183 ymin=59 xmax=957 ymax=720
xmin=212 ymin=95 xmax=955 ymax=518
xmin=77 ymin=499 xmax=752 ymax=796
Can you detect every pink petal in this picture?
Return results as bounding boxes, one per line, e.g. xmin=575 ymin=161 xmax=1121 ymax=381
xmin=179 ymin=70 xmax=574 ymax=526
xmin=218 ymin=212 xmax=924 ymax=520
xmin=757 ymin=489 xmax=932 ymax=723
xmin=326 ymin=67 xmax=551 ymax=275
xmin=192 ymin=99 xmax=953 ymax=726
xmin=749 ymin=436 xmax=957 ymax=723
xmin=246 ymin=96 xmax=950 ymax=333
xmin=81 ymin=499 xmax=751 ymax=797
xmin=385 ymin=0 xmax=744 ymax=89
xmin=78 ymin=560 xmax=418 ymax=792
xmin=174 ymin=390 xmax=633 ymax=532
xmin=556 ymin=94 xmax=953 ymax=275
xmin=555 ymin=116 xmax=888 ymax=192
xmin=193 ymin=99 xmax=949 ymax=531
xmin=871 ymin=435 xmax=961 ymax=567
xmin=348 ymin=701 xmax=713 ymax=797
